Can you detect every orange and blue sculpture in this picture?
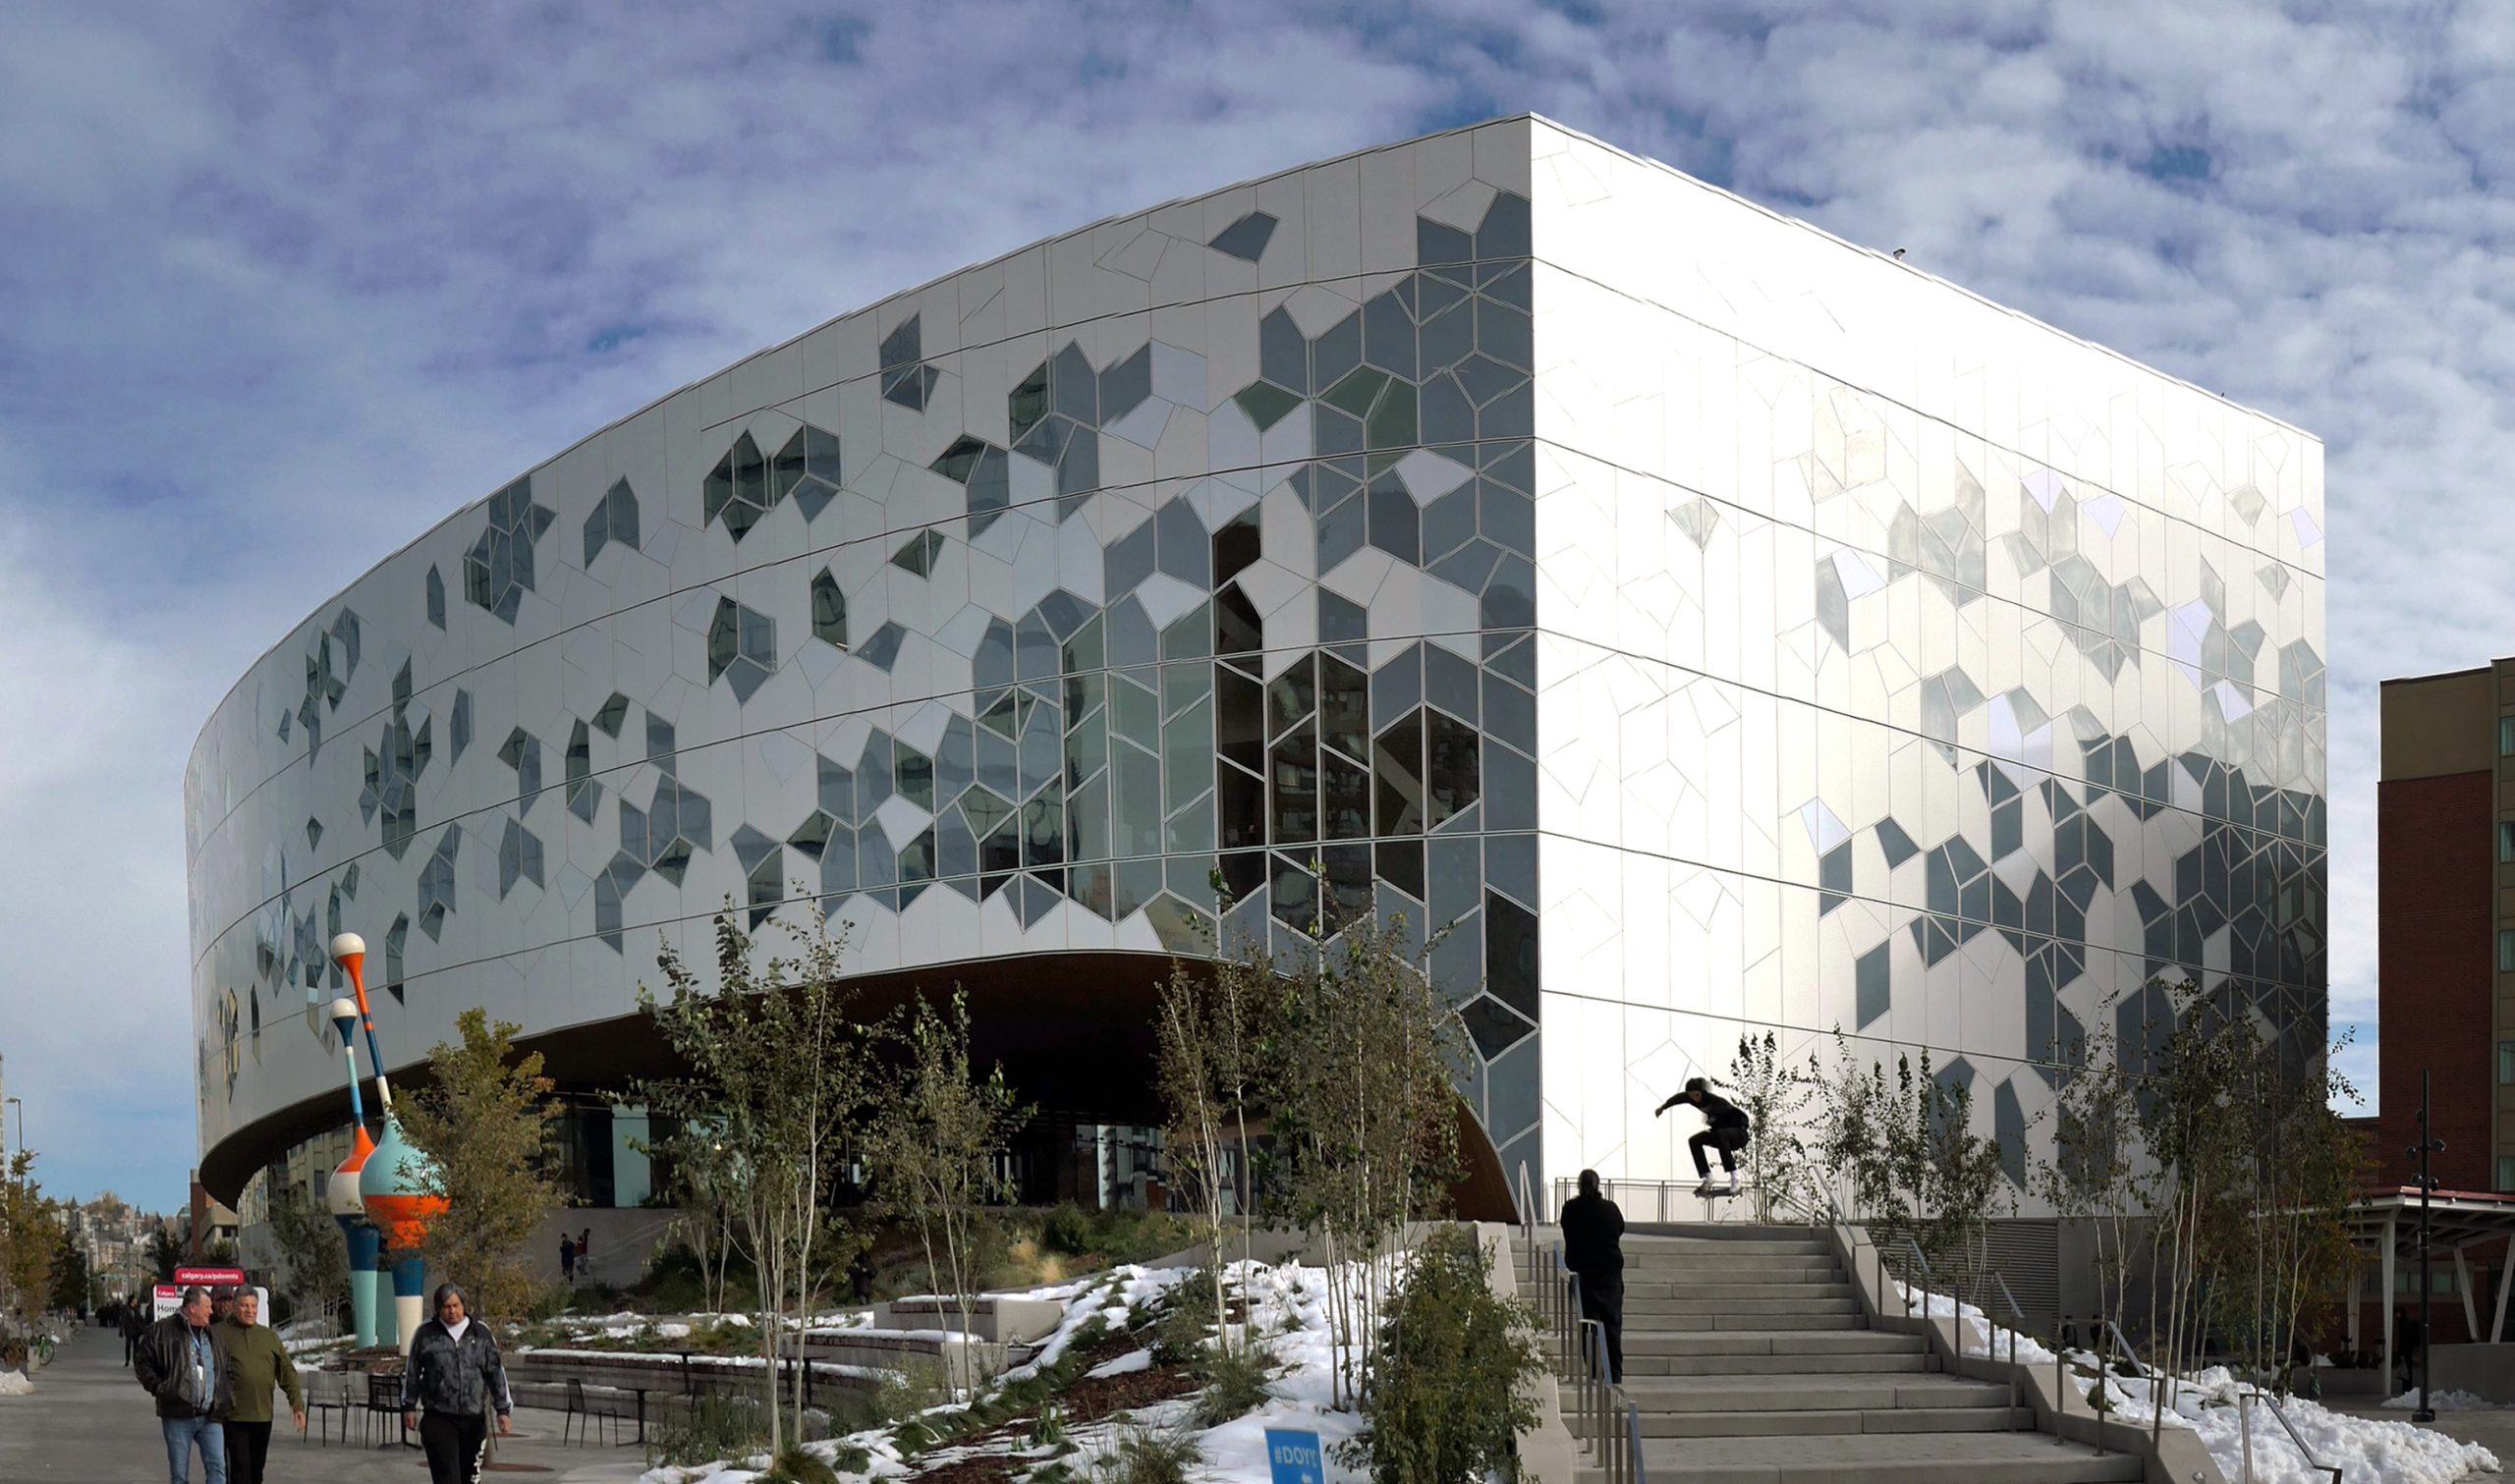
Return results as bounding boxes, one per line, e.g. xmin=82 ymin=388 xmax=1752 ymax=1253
xmin=330 ymin=932 xmax=445 ymax=1355
xmin=323 ymin=995 xmax=383 ymax=1349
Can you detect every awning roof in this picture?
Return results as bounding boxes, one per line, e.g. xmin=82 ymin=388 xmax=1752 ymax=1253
xmin=2344 ymin=1187 xmax=2515 ymax=1255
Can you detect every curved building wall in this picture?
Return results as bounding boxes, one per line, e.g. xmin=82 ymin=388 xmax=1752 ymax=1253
xmin=190 ymin=116 xmax=2326 ymax=1212
xmin=189 ymin=119 xmax=1551 ymax=1199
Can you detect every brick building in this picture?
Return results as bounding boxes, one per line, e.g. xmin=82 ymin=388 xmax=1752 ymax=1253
xmin=2378 ymin=663 xmax=2515 ymax=1197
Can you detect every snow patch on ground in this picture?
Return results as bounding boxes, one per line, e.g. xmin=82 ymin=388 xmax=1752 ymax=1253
xmin=1083 ymin=1347 xmax=1152 ymax=1379
xmin=1895 ymin=1283 xmax=2503 ymax=1484
xmin=0 ymin=1369 xmax=30 ymax=1397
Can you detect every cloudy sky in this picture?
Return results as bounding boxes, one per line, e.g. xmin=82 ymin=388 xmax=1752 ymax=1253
xmin=2 ymin=1 xmax=2504 ymax=1208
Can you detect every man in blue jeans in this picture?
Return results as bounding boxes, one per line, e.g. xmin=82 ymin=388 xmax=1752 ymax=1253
xmin=134 ymin=1286 xmax=233 ymax=1484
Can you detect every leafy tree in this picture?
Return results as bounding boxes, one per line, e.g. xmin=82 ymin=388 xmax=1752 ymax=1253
xmin=864 ymin=987 xmax=1034 ymax=1395
xmin=265 ymin=1182 xmax=351 ymax=1334
xmin=399 ymin=1008 xmax=570 ymax=1324
xmin=0 ymin=1152 xmax=60 ymax=1325
xmin=637 ymin=902 xmax=875 ymax=1461
xmin=146 ymin=1227 xmax=183 ymax=1284
xmin=48 ymin=1229 xmax=87 ymax=1313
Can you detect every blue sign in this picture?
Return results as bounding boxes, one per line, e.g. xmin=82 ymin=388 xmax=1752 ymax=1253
xmin=1265 ymin=1428 xmax=1324 ymax=1484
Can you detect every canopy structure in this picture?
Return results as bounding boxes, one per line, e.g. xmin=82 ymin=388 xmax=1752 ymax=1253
xmin=2342 ymin=1186 xmax=2515 ymax=1377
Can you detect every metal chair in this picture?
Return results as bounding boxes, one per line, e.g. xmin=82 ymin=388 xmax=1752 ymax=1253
xmin=364 ymin=1372 xmax=411 ymax=1449
xmin=302 ymin=1372 xmax=350 ymax=1446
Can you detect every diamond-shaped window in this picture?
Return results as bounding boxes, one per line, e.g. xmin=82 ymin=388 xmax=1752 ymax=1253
xmin=810 ymin=569 xmax=848 ymax=649
xmin=1207 ymin=210 xmax=1278 ymax=263
xmin=705 ymin=597 xmax=778 ymax=702
xmin=892 ymin=529 xmax=947 ymax=577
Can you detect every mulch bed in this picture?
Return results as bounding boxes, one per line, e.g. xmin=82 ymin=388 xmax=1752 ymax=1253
xmin=897 ymin=1324 xmax=1199 ymax=1483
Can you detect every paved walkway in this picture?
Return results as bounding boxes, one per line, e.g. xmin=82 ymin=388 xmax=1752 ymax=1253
xmin=0 ymin=1325 xmax=648 ymax=1482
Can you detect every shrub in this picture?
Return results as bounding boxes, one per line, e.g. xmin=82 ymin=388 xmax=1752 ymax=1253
xmin=758 ymin=1446 xmax=839 ymax=1484
xmin=653 ymin=1392 xmax=768 ymax=1467
xmin=1152 ymin=1272 xmax=1217 ymax=1364
xmin=1192 ymin=1341 xmax=1275 ymax=1426
xmin=1098 ymin=1422 xmax=1202 ymax=1484
xmin=1351 ymin=1226 xmax=1542 ymax=1484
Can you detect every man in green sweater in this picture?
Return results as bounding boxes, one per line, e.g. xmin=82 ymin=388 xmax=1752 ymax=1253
xmin=218 ymin=1291 xmax=305 ymax=1484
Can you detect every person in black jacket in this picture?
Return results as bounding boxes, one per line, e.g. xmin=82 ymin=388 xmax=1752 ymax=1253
xmin=134 ymin=1286 xmax=234 ymax=1484
xmin=1557 ymin=1170 xmax=1626 ymax=1382
xmin=121 ymin=1293 xmax=148 ymax=1367
xmin=400 ymin=1285 xmax=514 ymax=1484
xmin=1656 ymin=1076 xmax=1753 ymax=1197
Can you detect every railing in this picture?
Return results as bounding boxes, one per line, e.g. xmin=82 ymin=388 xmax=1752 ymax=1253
xmin=1516 ymin=1160 xmax=1538 ymax=1243
xmin=2250 ymin=1392 xmax=2342 ymax=1484
xmin=1513 ymin=1228 xmax=1645 ymax=1484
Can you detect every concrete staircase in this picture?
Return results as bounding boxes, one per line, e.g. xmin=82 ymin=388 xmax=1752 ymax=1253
xmin=1519 ymin=1225 xmax=2142 ymax=1484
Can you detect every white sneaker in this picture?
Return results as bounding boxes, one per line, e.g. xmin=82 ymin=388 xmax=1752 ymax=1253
xmin=1695 ymin=1180 xmax=1723 ymax=1197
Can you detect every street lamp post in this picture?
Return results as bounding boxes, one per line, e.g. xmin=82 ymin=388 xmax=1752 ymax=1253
xmin=2408 ymin=1070 xmax=2446 ymax=1424
xmin=4 ymin=1096 xmax=21 ymax=1160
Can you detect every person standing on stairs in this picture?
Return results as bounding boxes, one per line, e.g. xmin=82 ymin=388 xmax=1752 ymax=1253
xmin=1656 ymin=1075 xmax=1752 ymax=1198
xmin=1558 ymin=1169 xmax=1626 ymax=1382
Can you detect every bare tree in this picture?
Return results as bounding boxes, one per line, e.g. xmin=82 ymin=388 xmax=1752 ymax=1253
xmin=1721 ymin=1031 xmax=1815 ymax=1224
xmin=635 ymin=903 xmax=872 ymax=1462
xmin=1267 ymin=905 xmax=1465 ymax=1408
xmin=863 ymin=987 xmax=1034 ymax=1397
xmin=2035 ymin=1010 xmax=2142 ymax=1354
xmin=265 ymin=1182 xmax=351 ymax=1334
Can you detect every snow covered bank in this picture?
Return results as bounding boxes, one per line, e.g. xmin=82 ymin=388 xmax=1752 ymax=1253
xmin=636 ymin=1253 xmax=1410 ymax=1484
xmin=1894 ymin=1283 xmax=2502 ymax=1483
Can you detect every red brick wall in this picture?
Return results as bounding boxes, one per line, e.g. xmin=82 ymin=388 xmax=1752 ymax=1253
xmin=2375 ymin=771 xmax=2495 ymax=1193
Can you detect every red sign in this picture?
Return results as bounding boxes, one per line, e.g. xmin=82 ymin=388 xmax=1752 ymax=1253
xmin=155 ymin=1283 xmax=266 ymax=1321
xmin=174 ymin=1267 xmax=247 ymax=1286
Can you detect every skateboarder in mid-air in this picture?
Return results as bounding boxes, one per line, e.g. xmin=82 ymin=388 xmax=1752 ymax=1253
xmin=1655 ymin=1076 xmax=1752 ymax=1198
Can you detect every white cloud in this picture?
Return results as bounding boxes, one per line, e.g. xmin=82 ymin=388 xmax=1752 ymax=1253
xmin=4 ymin=0 xmax=2502 ymax=1197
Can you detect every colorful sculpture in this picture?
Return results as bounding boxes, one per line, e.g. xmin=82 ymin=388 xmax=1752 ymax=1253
xmin=329 ymin=932 xmax=445 ymax=1353
xmin=359 ymin=1117 xmax=443 ymax=1354
xmin=323 ymin=996 xmax=384 ymax=1349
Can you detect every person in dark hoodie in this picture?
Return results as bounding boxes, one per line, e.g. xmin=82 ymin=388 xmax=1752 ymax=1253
xmin=1557 ymin=1169 xmax=1627 ymax=1382
xmin=400 ymin=1284 xmax=513 ymax=1484
xmin=135 ymin=1285 xmax=233 ymax=1484
xmin=121 ymin=1292 xmax=149 ymax=1367
xmin=1656 ymin=1075 xmax=1753 ymax=1197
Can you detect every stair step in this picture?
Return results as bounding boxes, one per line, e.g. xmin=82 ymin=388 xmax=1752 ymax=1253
xmin=1639 ymin=1296 xmax=1862 ymax=1315
xmin=1619 ymin=1374 xmax=2005 ymax=1412
xmin=1628 ymin=1282 xmax=1857 ymax=1302
xmin=1629 ymin=1317 xmax=1871 ymax=1338
xmin=1622 ymin=1431 xmax=2147 ymax=1482
xmin=1634 ymin=1406 xmax=2038 ymax=1438
xmin=1624 ymin=1332 xmax=1922 ymax=1357
xmin=1509 ymin=1262 xmax=1851 ymax=1288
xmin=1624 ymin=1351 xmax=1935 ymax=1376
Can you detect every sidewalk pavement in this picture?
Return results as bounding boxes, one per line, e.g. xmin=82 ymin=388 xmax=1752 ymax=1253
xmin=0 ymin=1322 xmax=650 ymax=1481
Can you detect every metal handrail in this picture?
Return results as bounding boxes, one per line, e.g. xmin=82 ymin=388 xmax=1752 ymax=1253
xmin=1520 ymin=1237 xmax=1643 ymax=1484
xmin=1516 ymin=1160 xmax=1537 ymax=1242
xmin=2253 ymin=1392 xmax=2342 ymax=1484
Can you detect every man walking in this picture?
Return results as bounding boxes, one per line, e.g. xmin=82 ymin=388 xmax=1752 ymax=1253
xmin=218 ymin=1291 xmax=305 ymax=1484
xmin=558 ymin=1232 xmax=576 ymax=1285
xmin=402 ymin=1284 xmax=514 ymax=1484
xmin=135 ymin=1286 xmax=231 ymax=1484
xmin=1557 ymin=1170 xmax=1627 ymax=1382
xmin=1656 ymin=1076 xmax=1753 ymax=1197
xmin=121 ymin=1292 xmax=148 ymax=1367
